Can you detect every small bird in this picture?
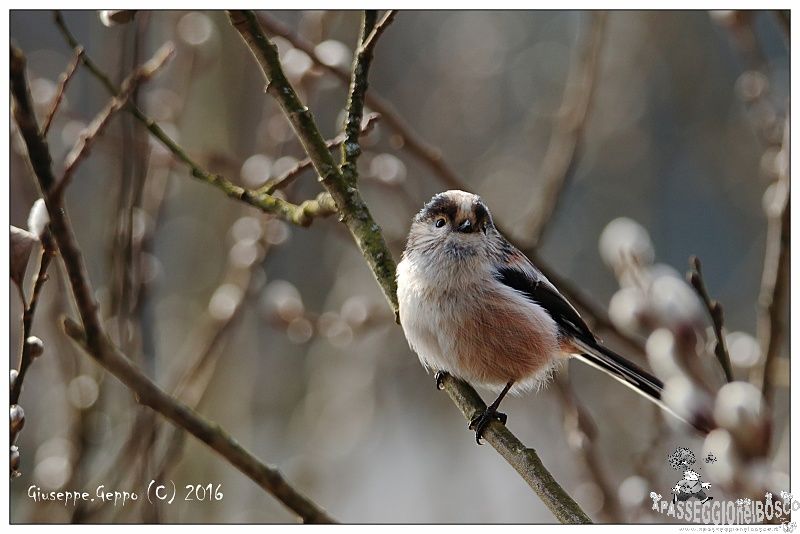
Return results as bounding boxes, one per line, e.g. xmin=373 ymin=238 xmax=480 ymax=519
xmin=397 ymin=190 xmax=691 ymax=443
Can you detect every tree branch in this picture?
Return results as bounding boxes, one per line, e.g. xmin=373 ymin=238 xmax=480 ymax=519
xmin=519 ymin=11 xmax=607 ymax=248
xmin=687 ymin=256 xmax=734 ymax=382
xmin=440 ymin=374 xmax=591 ymax=523
xmin=11 ymin=43 xmax=335 ymax=524
xmin=229 ymin=11 xmax=590 ymax=523
xmin=52 ymin=11 xmax=335 ymax=227
xmin=340 ymin=10 xmax=380 ymax=185
xmin=10 ymin=232 xmax=54 ymax=406
xmin=751 ymin=117 xmax=790 ymax=404
xmin=41 ymin=46 xmax=83 ymax=136
xmin=55 ymin=43 xmax=174 ymax=197
xmin=258 ymin=112 xmax=381 ymax=195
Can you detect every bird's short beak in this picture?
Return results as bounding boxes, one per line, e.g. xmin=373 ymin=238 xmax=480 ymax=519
xmin=456 ymin=219 xmax=473 ymax=233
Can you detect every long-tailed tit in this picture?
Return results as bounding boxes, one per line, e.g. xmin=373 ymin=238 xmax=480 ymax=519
xmin=397 ymin=190 xmax=698 ymax=443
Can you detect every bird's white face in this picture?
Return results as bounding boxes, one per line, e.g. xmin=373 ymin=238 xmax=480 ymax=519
xmin=404 ymin=190 xmax=496 ymax=264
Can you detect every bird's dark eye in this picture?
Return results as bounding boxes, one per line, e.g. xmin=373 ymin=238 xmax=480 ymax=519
xmin=435 ymin=218 xmax=446 ymax=228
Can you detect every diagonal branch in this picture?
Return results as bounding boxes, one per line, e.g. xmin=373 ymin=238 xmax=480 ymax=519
xmin=687 ymin=255 xmax=734 ymax=382
xmin=11 ymin=43 xmax=335 ymax=525
xmin=41 ymin=45 xmax=83 ymax=136
xmin=52 ymin=11 xmax=335 ymax=227
xmin=228 ymin=11 xmax=590 ymax=523
xmin=55 ymin=43 xmax=174 ymax=197
xmin=259 ymin=112 xmax=381 ymax=195
xmin=751 ymin=117 xmax=790 ymax=404
xmin=519 ymin=11 xmax=607 ymax=248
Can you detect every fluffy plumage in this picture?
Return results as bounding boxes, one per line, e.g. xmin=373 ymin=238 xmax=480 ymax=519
xmin=397 ymin=190 xmax=696 ymax=440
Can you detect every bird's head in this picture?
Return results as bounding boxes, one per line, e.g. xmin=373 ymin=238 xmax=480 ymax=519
xmin=404 ymin=190 xmax=498 ymax=262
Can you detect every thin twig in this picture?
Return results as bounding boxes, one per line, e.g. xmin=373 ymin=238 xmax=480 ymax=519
xmin=53 ymin=11 xmax=335 ymax=227
xmin=359 ymin=10 xmax=397 ymax=57
xmin=229 ymin=12 xmax=590 ymax=523
xmin=11 ymin=43 xmax=335 ymax=524
xmin=751 ymin=118 xmax=790 ymax=404
xmin=520 ymin=11 xmax=607 ymax=248
xmin=687 ymin=256 xmax=734 ymax=382
xmin=340 ymin=10 xmax=380 ymax=185
xmin=41 ymin=46 xmax=83 ymax=136
xmin=258 ymin=112 xmax=381 ymax=195
xmin=55 ymin=43 xmax=174 ymax=197
xmin=10 ymin=232 xmax=55 ymax=406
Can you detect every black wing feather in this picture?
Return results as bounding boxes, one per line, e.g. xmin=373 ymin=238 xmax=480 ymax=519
xmin=494 ymin=266 xmax=596 ymax=344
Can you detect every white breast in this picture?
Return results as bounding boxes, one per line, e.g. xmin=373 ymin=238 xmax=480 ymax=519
xmin=397 ymin=255 xmax=561 ymax=393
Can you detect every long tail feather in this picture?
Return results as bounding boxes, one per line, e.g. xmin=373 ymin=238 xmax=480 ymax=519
xmin=571 ymin=339 xmax=708 ymax=434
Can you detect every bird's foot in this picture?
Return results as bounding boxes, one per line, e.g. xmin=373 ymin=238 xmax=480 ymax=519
xmin=434 ymin=370 xmax=448 ymax=390
xmin=468 ymin=406 xmax=507 ymax=444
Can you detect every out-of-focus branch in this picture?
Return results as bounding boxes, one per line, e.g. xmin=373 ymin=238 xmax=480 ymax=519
xmin=228 ymin=9 xmax=398 ymax=310
xmin=553 ymin=376 xmax=621 ymax=522
xmin=519 ymin=11 xmax=607 ymax=248
xmin=11 ymin=43 xmax=335 ymax=525
xmin=751 ymin=118 xmax=790 ymax=404
xmin=229 ymin=11 xmax=590 ymax=523
xmin=53 ymin=11 xmax=335 ymax=227
xmin=55 ymin=43 xmax=174 ymax=198
xmin=41 ymin=46 xmax=83 ymax=136
xmin=687 ymin=256 xmax=734 ymax=382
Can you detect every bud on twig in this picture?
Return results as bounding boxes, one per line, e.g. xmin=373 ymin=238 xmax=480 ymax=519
xmin=10 ymin=445 xmax=21 ymax=478
xmin=10 ymin=405 xmax=25 ymax=435
xmin=25 ymin=336 xmax=44 ymax=359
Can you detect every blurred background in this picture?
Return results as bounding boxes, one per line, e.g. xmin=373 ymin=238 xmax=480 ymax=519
xmin=9 ymin=10 xmax=789 ymax=523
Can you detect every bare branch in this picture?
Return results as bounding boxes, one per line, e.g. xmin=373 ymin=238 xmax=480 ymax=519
xmin=751 ymin=118 xmax=790 ymax=403
xmin=520 ymin=11 xmax=607 ymax=247
xmin=687 ymin=255 xmax=734 ymax=382
xmin=52 ymin=11 xmax=335 ymax=227
xmin=55 ymin=43 xmax=174 ymax=197
xmin=553 ymin=376 xmax=621 ymax=522
xmin=41 ymin=46 xmax=83 ymax=136
xmin=360 ymin=10 xmax=397 ymax=57
xmin=440 ymin=373 xmax=591 ymax=523
xmin=259 ymin=112 xmax=381 ymax=195
xmin=11 ymin=232 xmax=55 ymax=406
xmin=10 ymin=43 xmax=335 ymax=524
xmin=340 ymin=10 xmax=380 ymax=184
